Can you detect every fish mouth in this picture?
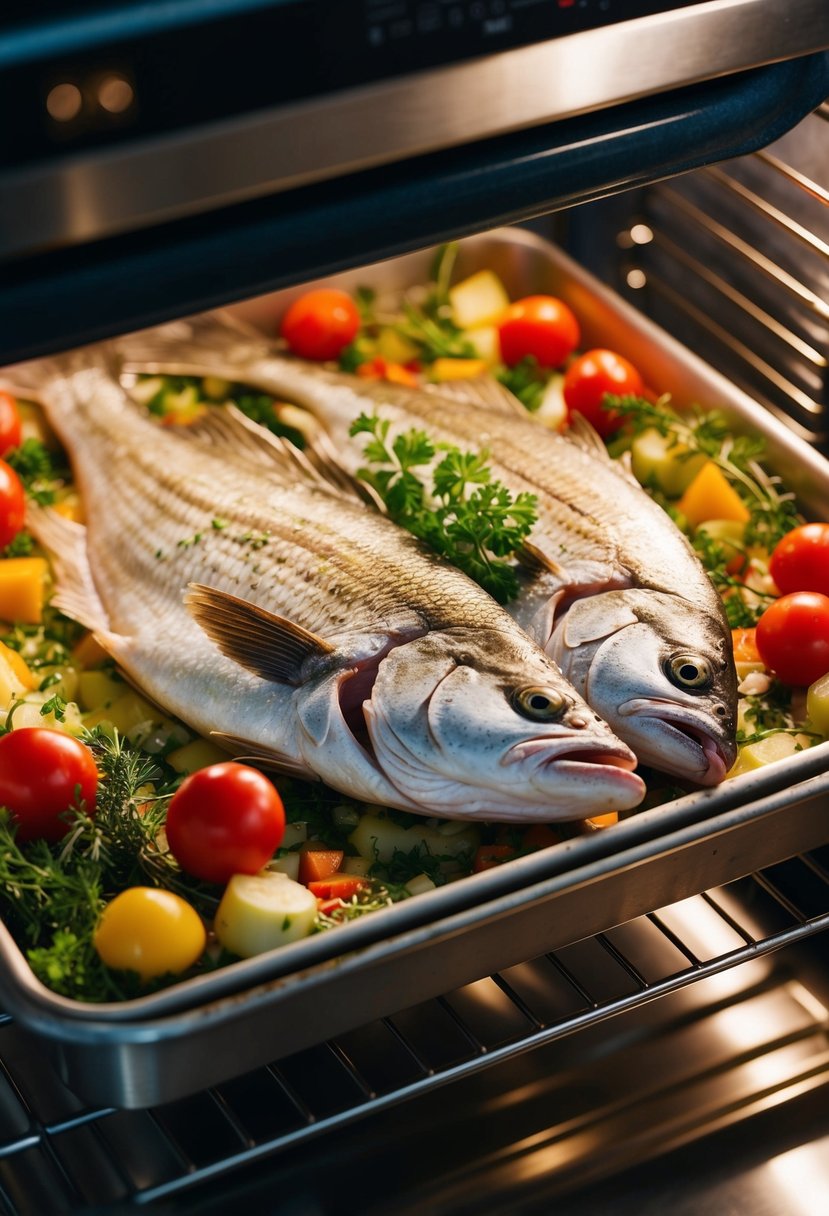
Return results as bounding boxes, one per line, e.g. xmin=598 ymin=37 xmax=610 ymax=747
xmin=502 ymin=736 xmax=638 ymax=771
xmin=618 ymin=698 xmax=736 ymax=785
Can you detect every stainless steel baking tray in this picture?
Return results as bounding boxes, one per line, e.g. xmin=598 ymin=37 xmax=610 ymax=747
xmin=2 ymin=227 xmax=829 ymax=1108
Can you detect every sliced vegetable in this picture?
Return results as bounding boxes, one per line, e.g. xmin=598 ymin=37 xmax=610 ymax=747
xmin=297 ymin=845 xmax=344 ymax=885
xmin=349 ymin=811 xmax=480 ymax=868
xmin=0 ymin=556 xmax=49 ymax=624
xmin=214 ymin=871 xmax=318 ymax=957
xmin=769 ymin=522 xmax=829 ymax=597
xmin=0 ymin=640 xmax=35 ymax=690
xmin=629 ymin=426 xmax=707 ymax=496
xmin=806 ymin=670 xmax=829 ymax=735
xmin=676 ymin=461 xmax=751 ymax=528
xmin=0 ymin=728 xmax=98 ymax=843
xmin=473 ymin=843 xmax=515 ymax=872
xmin=430 ymin=357 xmax=489 ymax=382
xmin=166 ymin=762 xmax=286 ymax=885
xmin=166 ymin=736 xmax=230 ymax=775
xmin=755 ymin=591 xmax=829 ymax=686
xmin=280 ymin=288 xmax=361 ymax=361
xmin=93 ymin=888 xmax=206 ymax=981
xmin=307 ymin=874 xmax=367 ymax=901
xmin=728 ymin=731 xmax=814 ymax=777
xmin=731 ymin=627 xmax=764 ymax=680
xmin=562 ymin=349 xmax=643 ymax=437
xmin=498 ymin=296 xmax=580 ymax=369
xmin=448 ymin=269 xmax=511 ymax=329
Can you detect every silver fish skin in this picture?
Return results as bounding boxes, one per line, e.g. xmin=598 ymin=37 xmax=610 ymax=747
xmin=116 ymin=314 xmax=737 ymax=787
xmin=26 ymin=354 xmax=646 ymax=822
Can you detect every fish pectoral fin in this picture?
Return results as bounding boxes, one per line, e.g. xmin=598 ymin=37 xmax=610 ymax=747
xmin=185 ymin=583 xmax=336 ymax=684
xmin=516 ymin=539 xmax=566 ymax=579
xmin=563 ymin=595 xmax=640 ymax=646
xmin=209 ymin=732 xmax=321 ymax=781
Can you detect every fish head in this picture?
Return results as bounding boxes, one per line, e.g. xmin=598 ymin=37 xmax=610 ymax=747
xmin=347 ymin=627 xmax=645 ymax=821
xmin=551 ymin=590 xmax=737 ymax=785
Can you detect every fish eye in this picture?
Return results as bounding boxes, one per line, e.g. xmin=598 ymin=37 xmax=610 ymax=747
xmin=666 ymin=653 xmax=713 ymax=690
xmin=512 ymin=686 xmax=568 ymax=721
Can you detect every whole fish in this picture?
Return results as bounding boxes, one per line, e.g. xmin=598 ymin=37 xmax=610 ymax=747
xmin=116 ymin=313 xmax=738 ymax=786
xmin=23 ymin=353 xmax=646 ymax=822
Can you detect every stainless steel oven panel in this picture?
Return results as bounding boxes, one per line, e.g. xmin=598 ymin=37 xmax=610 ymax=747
xmin=2 ymin=227 xmax=828 ymax=1106
xmin=4 ymin=0 xmax=829 ymax=263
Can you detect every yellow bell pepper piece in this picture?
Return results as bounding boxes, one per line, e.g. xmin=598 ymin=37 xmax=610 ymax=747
xmin=0 ymin=640 xmax=36 ymax=690
xmin=0 ymin=557 xmax=49 ymax=624
xmin=676 ymin=461 xmax=750 ymax=528
xmin=431 ymin=357 xmax=489 ymax=382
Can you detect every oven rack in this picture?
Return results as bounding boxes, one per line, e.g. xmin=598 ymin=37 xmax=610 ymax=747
xmin=1 ymin=848 xmax=827 ymax=1214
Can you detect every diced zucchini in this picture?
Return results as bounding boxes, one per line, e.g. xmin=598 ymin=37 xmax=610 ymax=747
xmin=265 ymin=853 xmax=301 ymax=881
xmin=535 ymin=373 xmax=567 ymax=430
xmin=806 ymin=671 xmax=829 ymax=736
xmin=166 ymin=737 xmax=229 ymax=774
xmin=349 ymin=812 xmax=480 ymax=867
xmin=404 ymin=873 xmax=437 ymax=896
xmin=630 ymin=427 xmax=707 ymax=497
xmin=340 ymin=855 xmax=371 ymax=877
xmin=214 ymin=872 xmax=318 ymax=957
xmin=449 ymin=270 xmax=510 ymax=329
xmin=375 ymin=328 xmax=420 ymax=365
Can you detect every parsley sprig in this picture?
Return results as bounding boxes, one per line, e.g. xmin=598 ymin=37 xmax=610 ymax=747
xmin=350 ymin=413 xmax=537 ymax=603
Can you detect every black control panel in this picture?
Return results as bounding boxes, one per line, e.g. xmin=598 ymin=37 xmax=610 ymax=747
xmin=0 ymin=0 xmax=706 ymax=173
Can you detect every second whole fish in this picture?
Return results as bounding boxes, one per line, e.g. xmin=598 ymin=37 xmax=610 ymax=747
xmin=20 ymin=352 xmax=646 ymax=822
xmin=115 ymin=313 xmax=738 ymax=786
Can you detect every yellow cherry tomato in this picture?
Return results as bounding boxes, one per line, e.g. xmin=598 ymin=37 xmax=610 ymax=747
xmin=93 ymin=887 xmax=206 ymax=982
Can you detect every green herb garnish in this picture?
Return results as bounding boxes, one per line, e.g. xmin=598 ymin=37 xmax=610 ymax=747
xmin=350 ymin=412 xmax=537 ymax=603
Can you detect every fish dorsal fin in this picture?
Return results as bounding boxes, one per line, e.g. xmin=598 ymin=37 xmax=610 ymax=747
xmin=208 ymin=731 xmax=321 ymax=781
xmin=425 ymin=376 xmax=528 ymax=417
xmin=564 ymin=412 xmax=615 ymax=461
xmin=25 ymin=504 xmax=111 ymax=635
xmin=185 ymin=583 xmax=335 ymax=684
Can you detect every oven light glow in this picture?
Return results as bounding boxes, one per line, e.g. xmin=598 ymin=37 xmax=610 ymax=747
xmin=97 ymin=75 xmax=135 ymax=115
xmin=46 ymin=83 xmax=83 ymax=123
xmin=766 ymin=1138 xmax=829 ymax=1215
xmin=629 ymin=223 xmax=654 ymax=244
xmin=626 ymin=269 xmax=647 ymax=290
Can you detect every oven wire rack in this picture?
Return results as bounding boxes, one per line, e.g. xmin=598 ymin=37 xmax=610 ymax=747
xmin=0 ymin=848 xmax=827 ymax=1214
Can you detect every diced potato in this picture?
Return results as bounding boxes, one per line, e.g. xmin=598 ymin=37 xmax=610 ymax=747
xmin=0 ymin=557 xmax=49 ymax=624
xmin=431 ymin=357 xmax=489 ymax=382
xmin=728 ymin=731 xmax=814 ymax=777
xmin=449 ymin=270 xmax=510 ymax=329
xmin=349 ymin=812 xmax=480 ymax=868
xmin=214 ymin=872 xmax=318 ymax=957
xmin=676 ymin=461 xmax=750 ymax=527
xmin=77 ymin=668 xmax=125 ymax=711
xmin=806 ymin=671 xmax=829 ymax=736
xmin=9 ymin=696 xmax=84 ymax=734
xmin=630 ymin=427 xmax=707 ymax=497
xmin=375 ymin=328 xmax=420 ymax=366
xmin=166 ymin=736 xmax=229 ymax=774
xmin=535 ymin=373 xmax=567 ymax=431
xmin=464 ymin=325 xmax=501 ymax=367
xmin=404 ymin=873 xmax=437 ymax=896
xmin=37 ymin=663 xmax=80 ymax=703
xmin=341 ymin=855 xmax=371 ymax=878
xmin=83 ymin=689 xmax=184 ymax=744
xmin=265 ymin=853 xmax=301 ymax=881
xmin=696 ymin=518 xmax=747 ymax=572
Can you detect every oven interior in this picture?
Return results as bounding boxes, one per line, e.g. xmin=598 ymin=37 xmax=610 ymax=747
xmin=0 ymin=95 xmax=829 ymax=1214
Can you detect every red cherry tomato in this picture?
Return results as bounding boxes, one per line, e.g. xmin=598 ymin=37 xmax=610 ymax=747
xmin=0 ymin=459 xmax=25 ymax=549
xmin=497 ymin=296 xmax=580 ymax=368
xmin=769 ymin=523 xmax=829 ymax=597
xmin=755 ymin=591 xmax=829 ymax=686
xmin=562 ymin=348 xmax=644 ymax=438
xmin=280 ymin=288 xmax=361 ymax=361
xmin=0 ymin=728 xmax=98 ymax=843
xmin=0 ymin=392 xmax=22 ymax=457
xmin=165 ymin=762 xmax=286 ymax=885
